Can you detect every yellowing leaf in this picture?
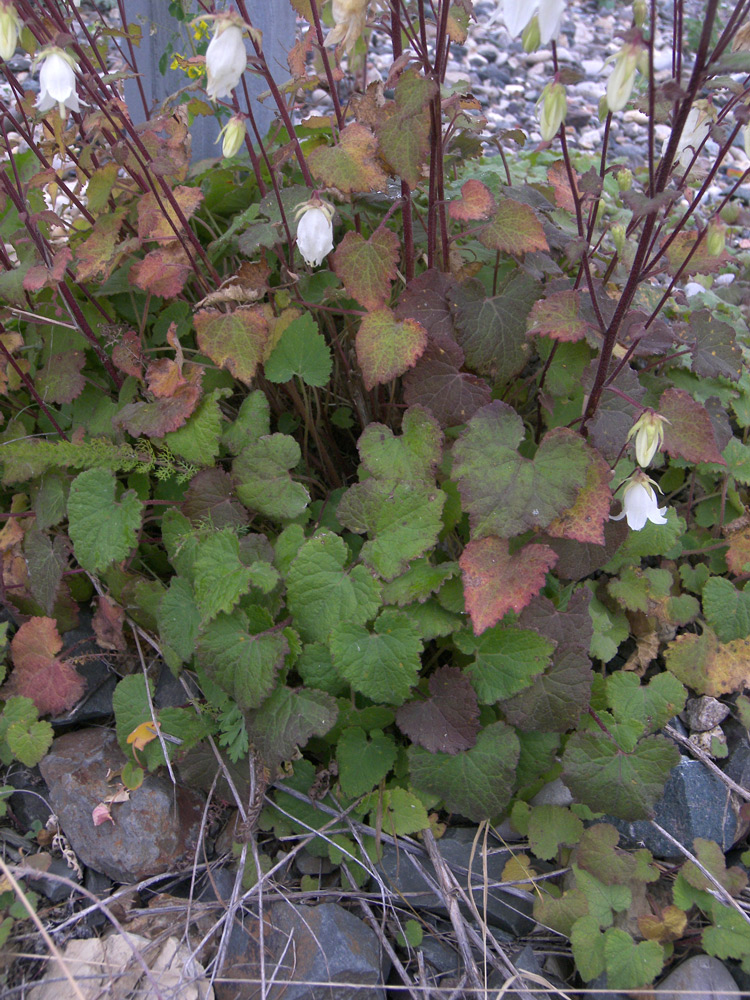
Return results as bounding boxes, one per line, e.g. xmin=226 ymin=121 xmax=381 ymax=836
xmin=479 ymin=200 xmax=548 ymax=255
xmin=355 ymin=308 xmax=427 ymax=390
xmin=308 ymin=123 xmax=388 ymax=193
xmin=127 ymin=720 xmax=159 ymax=760
xmin=664 ymin=627 xmax=750 ymax=696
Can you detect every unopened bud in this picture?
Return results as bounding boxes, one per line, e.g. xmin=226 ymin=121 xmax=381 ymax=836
xmin=627 ymin=411 xmax=668 ymax=467
xmin=616 ymin=168 xmax=633 ymax=192
xmin=612 ymin=224 xmax=626 ymax=254
xmin=706 ymin=220 xmax=725 ymax=257
xmin=606 ymin=42 xmax=640 ymax=112
xmin=218 ymin=115 xmax=246 ymax=158
xmin=633 ymin=0 xmax=647 ymax=28
xmin=522 ymin=15 xmax=541 ymax=52
xmin=0 ymin=2 xmax=20 ymax=61
xmin=538 ymin=81 xmax=567 ymax=142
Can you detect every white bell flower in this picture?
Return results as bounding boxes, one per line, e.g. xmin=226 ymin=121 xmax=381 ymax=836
xmin=611 ymin=472 xmax=668 ymax=531
xmin=205 ymin=22 xmax=247 ymax=100
xmin=324 ymin=0 xmax=368 ymax=54
xmin=296 ymin=201 xmax=334 ymax=268
xmin=503 ymin=0 xmax=564 ymax=43
xmin=0 ymin=3 xmax=20 ymax=62
xmin=36 ymin=50 xmax=80 ymax=119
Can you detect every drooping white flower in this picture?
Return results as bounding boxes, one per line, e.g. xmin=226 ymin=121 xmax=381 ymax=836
xmin=611 ymin=471 xmax=668 ymax=530
xmin=0 ymin=3 xmax=20 ymax=62
xmin=36 ymin=50 xmax=80 ymax=119
xmin=538 ymin=0 xmax=565 ymax=44
xmin=606 ymin=42 xmax=640 ymax=113
xmin=503 ymin=0 xmax=564 ymax=43
xmin=296 ymin=201 xmax=334 ymax=267
xmin=205 ymin=21 xmax=247 ymax=100
xmin=627 ymin=411 xmax=668 ymax=467
xmin=217 ymin=115 xmax=246 ymax=158
xmin=324 ymin=0 xmax=368 ymax=54
xmin=665 ymin=103 xmax=713 ymax=172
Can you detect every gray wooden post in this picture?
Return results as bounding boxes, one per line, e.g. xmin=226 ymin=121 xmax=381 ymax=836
xmin=123 ymin=0 xmax=295 ymax=161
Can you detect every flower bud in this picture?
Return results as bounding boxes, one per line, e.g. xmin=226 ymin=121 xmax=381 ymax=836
xmin=616 ymin=168 xmax=633 ymax=191
xmin=538 ymin=81 xmax=567 ymax=142
xmin=606 ymin=42 xmax=639 ymax=112
xmin=612 ymin=224 xmax=626 ymax=255
xmin=633 ymin=0 xmax=647 ymax=28
xmin=36 ymin=49 xmax=80 ymax=119
xmin=706 ymin=220 xmax=726 ymax=257
xmin=0 ymin=2 xmax=20 ymax=62
xmin=205 ymin=20 xmax=247 ymax=100
xmin=627 ymin=410 xmax=668 ymax=467
xmin=295 ymin=199 xmax=334 ymax=268
xmin=522 ymin=15 xmax=541 ymax=52
xmin=218 ymin=115 xmax=246 ymax=158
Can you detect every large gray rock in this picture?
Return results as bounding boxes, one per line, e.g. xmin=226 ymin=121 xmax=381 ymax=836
xmin=655 ymin=954 xmax=740 ymax=998
xmin=39 ymin=728 xmax=205 ymax=883
xmin=374 ymin=827 xmax=533 ymax=937
xmin=216 ymin=901 xmax=387 ymax=1000
xmin=610 ymin=757 xmax=739 ymax=859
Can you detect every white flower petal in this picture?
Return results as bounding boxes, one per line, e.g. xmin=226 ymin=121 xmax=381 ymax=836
xmin=538 ymin=0 xmax=565 ymax=44
xmin=205 ymin=24 xmax=247 ymax=100
xmin=503 ymin=0 xmax=535 ymax=38
xmin=297 ymin=206 xmax=334 ymax=267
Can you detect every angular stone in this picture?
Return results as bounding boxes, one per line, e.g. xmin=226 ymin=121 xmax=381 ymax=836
xmin=216 ymin=902 xmax=387 ymax=1000
xmin=610 ymin=757 xmax=739 ymax=859
xmin=685 ymin=696 xmax=730 ymax=733
xmin=655 ymin=955 xmax=739 ymax=998
xmin=374 ymin=827 xmax=533 ymax=937
xmin=39 ymin=728 xmax=205 ymax=883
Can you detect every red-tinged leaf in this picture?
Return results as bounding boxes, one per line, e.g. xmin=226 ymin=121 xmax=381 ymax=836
xmin=403 ymin=337 xmax=492 ymax=428
xmin=114 ymin=363 xmax=203 ymax=437
xmin=527 ymin=289 xmax=591 ymax=343
xmin=546 ymin=447 xmax=612 ymax=545
xmin=112 ymin=330 xmax=143 ymax=379
xmin=659 ymin=388 xmax=727 ymax=465
xmin=3 ymin=617 xmax=85 ymax=716
xmin=396 ymin=269 xmax=458 ymax=340
xmin=689 ymin=310 xmax=742 ymax=383
xmin=137 ymin=185 xmax=204 ymax=243
xmin=449 ymin=179 xmax=496 ymax=221
xmin=479 ymin=200 xmax=548 ymax=254
xmin=396 ymin=665 xmax=480 ymax=754
xmin=194 ymin=306 xmax=270 ymax=386
xmin=459 ymin=536 xmax=558 ymax=636
xmin=332 ymin=228 xmax=400 ymax=310
xmin=74 ymin=208 xmax=127 ymax=281
xmin=308 ymin=123 xmax=388 ymax=193
xmin=182 ymin=467 xmax=249 ymax=529
xmin=356 ymin=308 xmax=428 ymax=391
xmin=664 ymin=230 xmax=728 ymax=276
xmin=129 ymin=243 xmax=193 ymax=297
xmin=92 ymin=595 xmax=127 ymax=652
xmin=23 ymin=247 xmax=72 ymax=292
xmin=547 ymin=160 xmax=579 ymax=212
xmin=34 ymin=351 xmax=85 ymax=405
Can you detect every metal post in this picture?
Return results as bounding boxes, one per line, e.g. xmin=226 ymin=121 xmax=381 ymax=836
xmin=122 ymin=0 xmax=295 ymax=162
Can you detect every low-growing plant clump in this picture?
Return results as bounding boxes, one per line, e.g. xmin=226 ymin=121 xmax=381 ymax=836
xmin=2 ymin=0 xmax=750 ymax=993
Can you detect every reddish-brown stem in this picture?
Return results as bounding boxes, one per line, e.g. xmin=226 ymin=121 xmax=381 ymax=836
xmin=0 ymin=331 xmax=69 ymax=440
